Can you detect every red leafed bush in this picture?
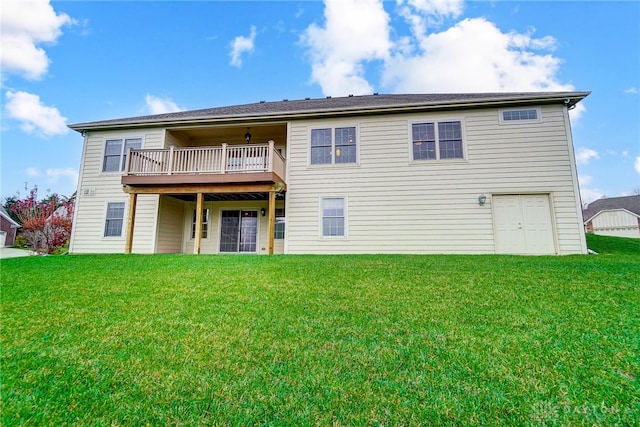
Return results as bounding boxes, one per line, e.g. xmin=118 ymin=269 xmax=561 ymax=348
xmin=10 ymin=186 xmax=74 ymax=255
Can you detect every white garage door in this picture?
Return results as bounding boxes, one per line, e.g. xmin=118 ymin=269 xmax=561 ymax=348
xmin=493 ymin=194 xmax=555 ymax=255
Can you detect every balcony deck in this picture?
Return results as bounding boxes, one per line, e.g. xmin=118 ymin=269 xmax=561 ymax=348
xmin=121 ymin=142 xmax=286 ymax=190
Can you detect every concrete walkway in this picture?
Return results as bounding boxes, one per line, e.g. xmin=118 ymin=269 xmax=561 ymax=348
xmin=0 ymin=247 xmax=34 ymax=259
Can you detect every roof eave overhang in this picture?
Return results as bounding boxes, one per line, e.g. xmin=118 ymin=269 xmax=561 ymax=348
xmin=68 ymin=92 xmax=591 ymax=133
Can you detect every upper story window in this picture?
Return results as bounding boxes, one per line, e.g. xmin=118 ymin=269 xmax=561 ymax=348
xmin=500 ymin=108 xmax=540 ymax=123
xmin=412 ymin=121 xmax=464 ymax=161
xmin=310 ymin=126 xmax=357 ymax=165
xmin=103 ymin=138 xmax=142 ymax=172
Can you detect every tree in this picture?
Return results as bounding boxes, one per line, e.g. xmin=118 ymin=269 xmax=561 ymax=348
xmin=2 ymin=195 xmax=21 ymax=224
xmin=9 ymin=186 xmax=75 ymax=255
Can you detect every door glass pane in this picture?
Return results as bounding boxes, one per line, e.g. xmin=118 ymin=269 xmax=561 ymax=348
xmin=239 ymin=211 xmax=258 ymax=252
xmin=220 ymin=211 xmax=240 ymax=252
xmin=219 ymin=210 xmax=258 ymax=253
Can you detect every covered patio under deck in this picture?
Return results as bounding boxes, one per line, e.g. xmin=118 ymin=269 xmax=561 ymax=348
xmin=121 ymin=141 xmax=286 ymax=254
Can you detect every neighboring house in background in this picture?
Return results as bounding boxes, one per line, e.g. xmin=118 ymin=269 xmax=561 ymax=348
xmin=583 ymin=195 xmax=640 ymax=238
xmin=68 ymin=92 xmax=589 ymax=256
xmin=0 ymin=206 xmax=21 ymax=247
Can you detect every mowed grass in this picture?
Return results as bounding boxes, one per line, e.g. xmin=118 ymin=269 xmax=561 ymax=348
xmin=1 ymin=235 xmax=638 ymax=425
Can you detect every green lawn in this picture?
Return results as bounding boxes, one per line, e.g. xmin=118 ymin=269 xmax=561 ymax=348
xmin=1 ymin=235 xmax=638 ymax=425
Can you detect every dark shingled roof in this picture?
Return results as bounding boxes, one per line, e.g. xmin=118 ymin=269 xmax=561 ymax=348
xmin=69 ymin=91 xmax=589 ymax=131
xmin=583 ymin=195 xmax=640 ymax=223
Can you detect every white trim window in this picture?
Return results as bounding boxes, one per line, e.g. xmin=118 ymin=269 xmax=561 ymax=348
xmin=104 ymin=202 xmax=125 ymax=237
xmin=274 ymin=208 xmax=285 ymax=240
xmin=321 ymin=197 xmax=346 ymax=237
xmin=310 ymin=126 xmax=357 ymax=165
xmin=500 ymin=108 xmax=541 ymax=124
xmin=103 ymin=138 xmax=142 ymax=172
xmin=412 ymin=121 xmax=464 ymax=161
xmin=191 ymin=208 xmax=210 ymax=239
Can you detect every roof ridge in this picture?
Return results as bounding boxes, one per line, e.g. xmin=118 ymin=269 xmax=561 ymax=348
xmin=69 ymin=91 xmax=590 ymax=131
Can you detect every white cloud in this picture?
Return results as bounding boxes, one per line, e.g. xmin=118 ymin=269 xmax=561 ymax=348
xmin=383 ymin=18 xmax=569 ymax=93
xmin=402 ymin=0 xmax=464 ymax=18
xmin=575 ymin=148 xmax=599 ymax=165
xmin=578 ymin=174 xmax=592 ymax=186
xmin=144 ymin=94 xmax=183 ymax=115
xmin=300 ymin=0 xmax=392 ymax=96
xmin=581 ymin=187 xmax=605 ymax=206
xmin=26 ymin=167 xmax=42 ymax=177
xmin=635 ymin=156 xmax=640 ymax=174
xmin=24 ymin=167 xmax=78 ymax=191
xmin=398 ymin=0 xmax=464 ymax=38
xmin=0 ymin=0 xmax=74 ymax=80
xmin=229 ymin=26 xmax=257 ymax=68
xmin=4 ymin=90 xmax=68 ymax=136
xmin=302 ymin=0 xmax=583 ymax=116
xmin=45 ymin=167 xmax=79 ymax=185
xmin=624 ymin=86 xmax=638 ymax=94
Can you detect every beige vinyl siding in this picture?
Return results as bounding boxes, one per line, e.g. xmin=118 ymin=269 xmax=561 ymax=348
xmin=285 ymin=105 xmax=585 ymax=254
xmin=156 ymin=195 xmax=185 ymax=253
xmin=165 ymin=130 xmax=190 ymax=148
xmin=591 ymin=210 xmax=640 ymax=238
xmin=70 ymin=130 xmax=165 ymax=254
xmin=182 ymin=201 xmax=281 ymax=254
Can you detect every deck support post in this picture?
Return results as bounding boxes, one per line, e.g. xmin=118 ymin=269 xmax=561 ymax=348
xmin=267 ymin=191 xmax=276 ymax=255
xmin=194 ymin=192 xmax=204 ymax=254
xmin=125 ymin=193 xmax=137 ymax=254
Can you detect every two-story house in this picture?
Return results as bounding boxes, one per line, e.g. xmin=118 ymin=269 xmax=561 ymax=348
xmin=68 ymin=92 xmax=589 ymax=255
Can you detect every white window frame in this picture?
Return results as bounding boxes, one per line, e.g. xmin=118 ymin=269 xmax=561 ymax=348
xmin=190 ymin=208 xmax=210 ymax=240
xmin=274 ymin=208 xmax=285 ymax=240
xmin=101 ymin=137 xmax=143 ymax=173
xmin=319 ymin=197 xmax=348 ymax=238
xmin=309 ymin=125 xmax=359 ymax=166
xmin=103 ymin=201 xmax=126 ymax=238
xmin=409 ymin=119 xmax=466 ymax=162
xmin=499 ymin=108 xmax=542 ymax=124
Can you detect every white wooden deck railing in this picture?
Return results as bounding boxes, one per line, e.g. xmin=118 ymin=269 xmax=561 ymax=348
xmin=124 ymin=141 xmax=286 ymax=179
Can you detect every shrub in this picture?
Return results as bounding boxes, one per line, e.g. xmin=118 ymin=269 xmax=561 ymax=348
xmin=13 ymin=234 xmax=27 ymax=248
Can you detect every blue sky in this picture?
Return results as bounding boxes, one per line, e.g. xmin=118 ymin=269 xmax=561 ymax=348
xmin=1 ymin=0 xmax=638 ymax=205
